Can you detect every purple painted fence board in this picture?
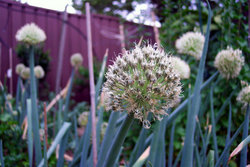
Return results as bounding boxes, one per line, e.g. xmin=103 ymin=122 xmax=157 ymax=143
xmin=0 ymin=0 xmax=155 ymax=102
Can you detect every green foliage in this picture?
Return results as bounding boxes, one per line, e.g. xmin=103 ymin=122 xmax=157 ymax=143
xmin=0 ymin=114 xmax=29 ymax=167
xmin=72 ymin=0 xmax=135 ymax=17
xmin=160 ymin=0 xmax=249 ymax=164
xmin=15 ymin=43 xmax=51 ymax=75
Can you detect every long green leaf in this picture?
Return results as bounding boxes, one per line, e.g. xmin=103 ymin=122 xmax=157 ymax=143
xmin=79 ymin=112 xmax=92 ymax=167
xmin=229 ymin=135 xmax=250 ymax=162
xmin=29 ymin=46 xmax=42 ymax=165
xmin=0 ymin=140 xmax=4 ymax=167
xmin=195 ymin=145 xmax=201 ymax=167
xmin=173 ymin=147 xmax=183 ymax=167
xmin=64 ymin=69 xmax=75 ymax=121
xmin=168 ymin=120 xmax=176 ymax=167
xmin=38 ymin=122 xmax=71 ymax=167
xmin=97 ymin=111 xmax=120 ymax=167
xmin=196 ymin=0 xmax=203 ymax=33
xmin=215 ymin=90 xmax=236 ymax=124
xmin=147 ymin=115 xmax=168 ymax=167
xmin=207 ymin=150 xmax=214 ymax=167
xmin=43 ymin=135 xmax=48 ymax=167
xmin=95 ymin=50 xmax=108 ymax=105
xmin=222 ymin=102 xmax=232 ymax=167
xmin=103 ymin=114 xmax=133 ymax=167
xmin=57 ymin=130 xmax=69 ymax=167
xmin=132 ymin=147 xmax=150 ymax=167
xmin=26 ymin=99 xmax=33 ymax=167
xmin=180 ymin=2 xmax=212 ymax=166
xmin=215 ymin=122 xmax=244 ymax=167
xmin=210 ymin=88 xmax=219 ymax=161
xmin=240 ymin=105 xmax=249 ymax=167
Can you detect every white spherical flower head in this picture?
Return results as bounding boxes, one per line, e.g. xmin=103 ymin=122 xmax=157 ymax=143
xmin=214 ymin=47 xmax=244 ymax=79
xmin=71 ymin=53 xmax=83 ymax=68
xmin=34 ymin=65 xmax=45 ymax=79
xmin=21 ymin=67 xmax=30 ymax=80
xmin=6 ymin=94 xmax=13 ymax=101
xmin=175 ymin=32 xmax=205 ymax=60
xmin=171 ymin=56 xmax=190 ymax=79
xmin=237 ymin=85 xmax=250 ymax=106
xmin=103 ymin=44 xmax=182 ymax=129
xmin=16 ymin=23 xmax=46 ymax=45
xmin=15 ymin=63 xmax=25 ymax=75
xmin=78 ymin=112 xmax=89 ymax=127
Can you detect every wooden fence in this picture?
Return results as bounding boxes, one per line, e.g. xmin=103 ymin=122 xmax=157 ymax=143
xmin=0 ymin=0 xmax=155 ymax=101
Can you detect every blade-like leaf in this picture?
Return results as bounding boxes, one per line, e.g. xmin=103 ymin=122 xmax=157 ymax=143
xmin=26 ymin=99 xmax=33 ymax=167
xmin=240 ymin=105 xmax=249 ymax=167
xmin=57 ymin=130 xmax=69 ymax=167
xmin=222 ymin=102 xmax=232 ymax=167
xmin=95 ymin=49 xmax=108 ymax=105
xmin=207 ymin=150 xmax=214 ymax=167
xmin=79 ymin=112 xmax=92 ymax=167
xmin=0 ymin=140 xmax=4 ymax=167
xmin=103 ymin=114 xmax=133 ymax=167
xmin=132 ymin=147 xmax=150 ymax=167
xmin=168 ymin=120 xmax=176 ymax=167
xmin=38 ymin=122 xmax=71 ymax=167
xmin=210 ymin=88 xmax=219 ymax=161
xmin=97 ymin=111 xmax=120 ymax=167
xmin=229 ymin=135 xmax=250 ymax=162
xmin=181 ymin=2 xmax=212 ymax=166
xmin=29 ymin=46 xmax=42 ymax=164
xmin=64 ymin=69 xmax=75 ymax=121
xmin=215 ymin=122 xmax=244 ymax=167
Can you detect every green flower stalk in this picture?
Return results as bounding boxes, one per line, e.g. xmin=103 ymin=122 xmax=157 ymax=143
xmin=103 ymin=44 xmax=182 ymax=128
xmin=15 ymin=22 xmax=47 ymax=165
xmin=214 ymin=47 xmax=244 ymax=79
xmin=175 ymin=32 xmax=205 ymax=60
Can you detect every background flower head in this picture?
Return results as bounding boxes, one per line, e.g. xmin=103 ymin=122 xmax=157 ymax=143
xmin=15 ymin=63 xmax=25 ymax=75
xmin=171 ymin=56 xmax=190 ymax=79
xmin=21 ymin=67 xmax=30 ymax=80
xmin=175 ymin=31 xmax=205 ymax=60
xmin=34 ymin=65 xmax=45 ymax=79
xmin=237 ymin=85 xmax=250 ymax=106
xmin=15 ymin=22 xmax=46 ymax=45
xmin=214 ymin=47 xmax=244 ymax=79
xmin=102 ymin=44 xmax=182 ymax=128
xmin=71 ymin=53 xmax=83 ymax=69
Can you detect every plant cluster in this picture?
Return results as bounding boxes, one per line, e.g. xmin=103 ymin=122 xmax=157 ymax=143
xmin=0 ymin=1 xmax=249 ymax=167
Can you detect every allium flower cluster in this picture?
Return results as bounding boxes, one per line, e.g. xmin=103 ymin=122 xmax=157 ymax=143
xmin=78 ymin=112 xmax=89 ymax=127
xmin=34 ymin=65 xmax=45 ymax=79
xmin=214 ymin=47 xmax=244 ymax=79
xmin=16 ymin=23 xmax=46 ymax=45
xmin=171 ymin=56 xmax=190 ymax=79
xmin=71 ymin=53 xmax=83 ymax=69
xmin=175 ymin=32 xmax=205 ymax=60
xmin=21 ymin=67 xmax=30 ymax=80
xmin=16 ymin=63 xmax=25 ymax=75
xmin=237 ymin=85 xmax=250 ymax=106
xmin=102 ymin=44 xmax=182 ymax=128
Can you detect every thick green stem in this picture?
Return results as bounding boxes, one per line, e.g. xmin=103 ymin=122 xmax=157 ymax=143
xmin=240 ymin=105 xmax=249 ymax=167
xmin=103 ymin=114 xmax=134 ymax=167
xmin=29 ymin=45 xmax=42 ymax=165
